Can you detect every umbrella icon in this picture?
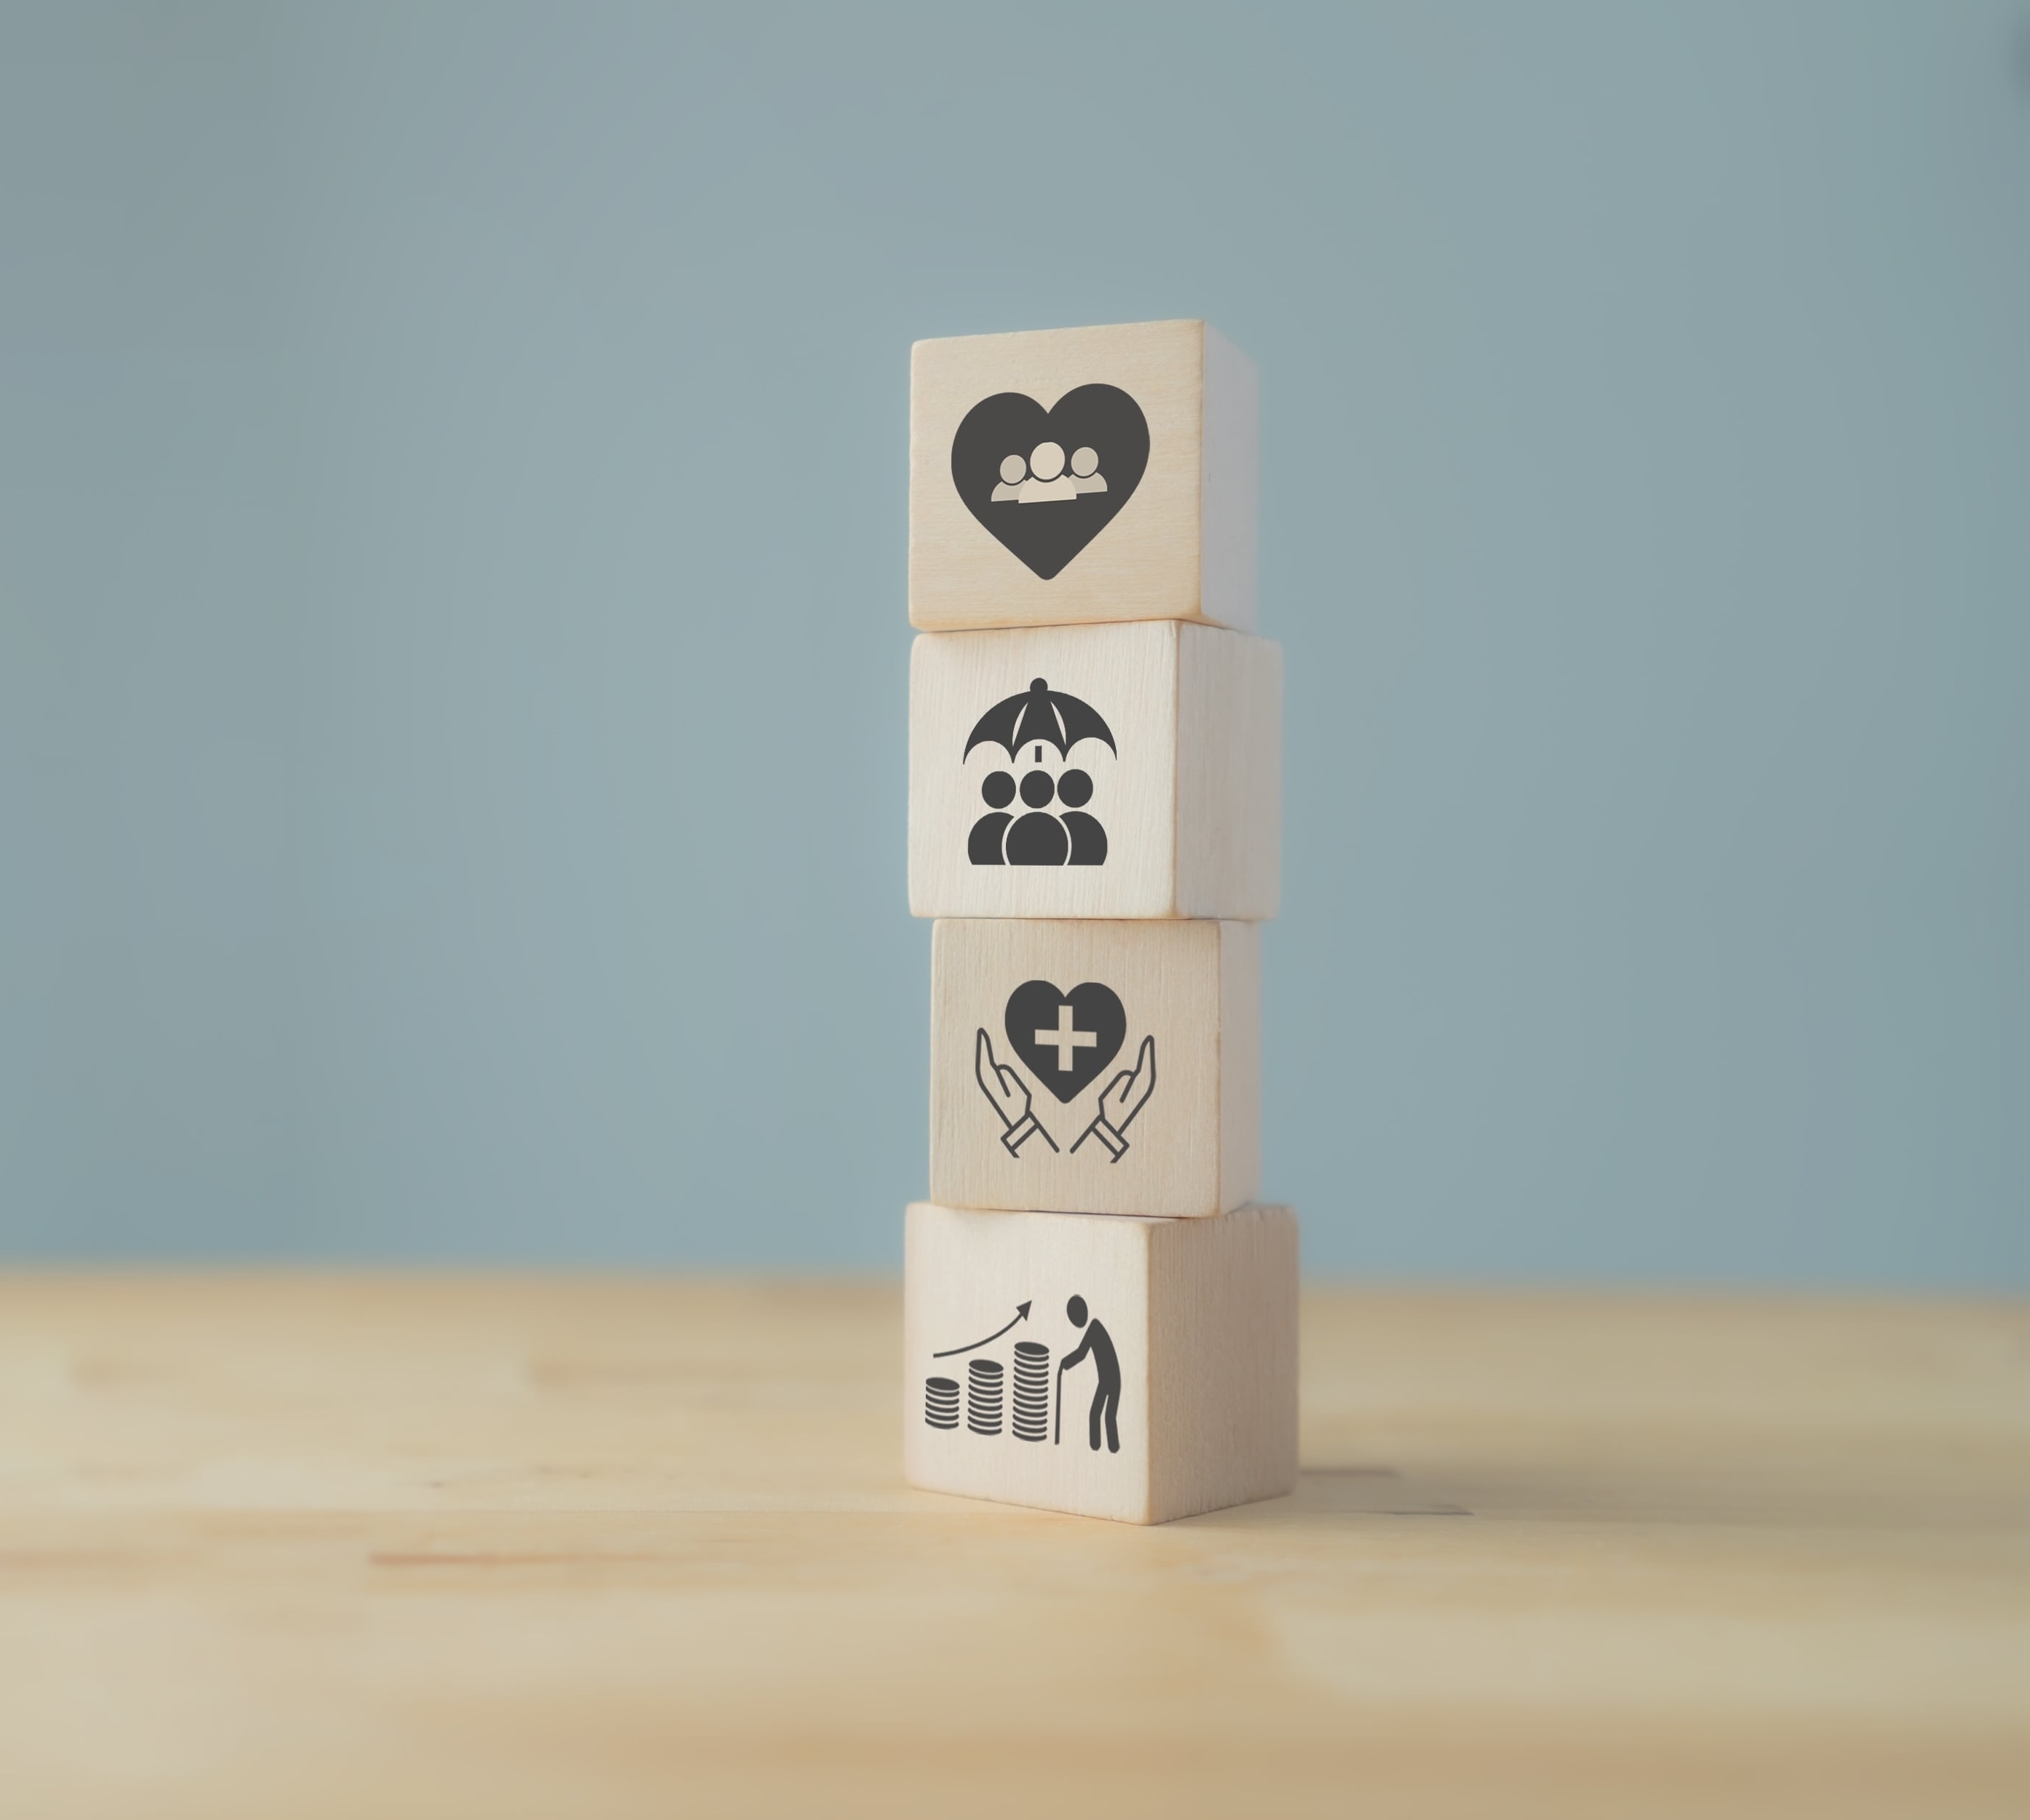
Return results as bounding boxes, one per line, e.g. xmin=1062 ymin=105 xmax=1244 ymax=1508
xmin=963 ymin=678 xmax=1117 ymax=761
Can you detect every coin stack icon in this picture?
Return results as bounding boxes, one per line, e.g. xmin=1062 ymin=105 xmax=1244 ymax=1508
xmin=1011 ymin=1340 xmax=1050 ymax=1442
xmin=965 ymin=1358 xmax=1004 ymax=1436
xmin=923 ymin=1375 xmax=961 ymax=1431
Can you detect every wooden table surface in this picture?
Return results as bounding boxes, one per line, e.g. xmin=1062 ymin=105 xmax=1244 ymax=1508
xmin=1 ymin=1277 xmax=2023 ymax=1818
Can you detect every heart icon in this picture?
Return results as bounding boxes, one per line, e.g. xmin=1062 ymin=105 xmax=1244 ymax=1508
xmin=950 ymin=385 xmax=1150 ymax=580
xmin=1004 ymin=980 xmax=1127 ymax=1104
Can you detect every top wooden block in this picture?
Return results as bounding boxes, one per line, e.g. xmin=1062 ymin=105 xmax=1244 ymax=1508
xmin=910 ymin=319 xmax=1258 ymax=632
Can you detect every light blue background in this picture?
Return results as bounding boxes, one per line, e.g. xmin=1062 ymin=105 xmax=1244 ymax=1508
xmin=4 ymin=3 xmax=2025 ymax=1281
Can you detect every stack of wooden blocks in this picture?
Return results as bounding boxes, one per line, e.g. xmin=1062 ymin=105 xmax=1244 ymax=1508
xmin=903 ymin=319 xmax=1298 ymax=1524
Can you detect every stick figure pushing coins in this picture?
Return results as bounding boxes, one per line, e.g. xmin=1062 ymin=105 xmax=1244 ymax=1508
xmin=1054 ymin=1294 xmax=1122 ymax=1454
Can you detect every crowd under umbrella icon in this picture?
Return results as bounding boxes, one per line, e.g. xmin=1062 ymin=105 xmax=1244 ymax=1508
xmin=965 ymin=677 xmax=1114 ymax=867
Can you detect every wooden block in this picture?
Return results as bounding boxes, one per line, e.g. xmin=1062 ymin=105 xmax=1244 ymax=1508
xmin=910 ymin=319 xmax=1258 ymax=632
xmin=904 ymin=1200 xmax=1299 ymax=1524
xmin=929 ymin=918 xmax=1259 ymax=1219
xmin=908 ymin=621 xmax=1280 ymax=921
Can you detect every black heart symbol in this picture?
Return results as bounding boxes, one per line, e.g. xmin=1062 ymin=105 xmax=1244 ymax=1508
xmin=951 ymin=385 xmax=1150 ymax=580
xmin=1004 ymin=980 xmax=1126 ymax=1105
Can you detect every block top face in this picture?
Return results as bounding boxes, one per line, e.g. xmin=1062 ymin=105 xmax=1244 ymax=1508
xmin=910 ymin=319 xmax=1258 ymax=633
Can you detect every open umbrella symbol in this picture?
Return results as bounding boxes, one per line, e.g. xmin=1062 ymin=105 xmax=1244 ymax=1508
xmin=964 ymin=678 xmax=1117 ymax=761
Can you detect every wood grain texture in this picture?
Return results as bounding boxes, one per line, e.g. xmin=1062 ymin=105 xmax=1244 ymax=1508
xmin=0 ymin=1278 xmax=2024 ymax=1817
xmin=0 ymin=1277 xmax=2022 ymax=1819
xmin=910 ymin=319 xmax=1258 ymax=631
xmin=1198 ymin=321 xmax=1259 ymax=633
xmin=903 ymin=1202 xmax=1298 ymax=1524
xmin=929 ymin=917 xmax=1260 ymax=1218
xmin=1176 ymin=621 xmax=1280 ymax=919
xmin=908 ymin=622 xmax=1280 ymax=919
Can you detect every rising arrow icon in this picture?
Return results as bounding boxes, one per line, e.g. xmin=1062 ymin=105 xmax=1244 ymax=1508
xmin=932 ymin=1302 xmax=1032 ymax=1358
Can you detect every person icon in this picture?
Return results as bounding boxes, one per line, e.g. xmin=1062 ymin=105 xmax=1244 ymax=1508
xmin=1016 ymin=441 xmax=1079 ymax=504
xmin=969 ymin=761 xmax=1108 ymax=866
xmin=1055 ymin=767 xmax=1106 ymax=863
xmin=990 ymin=453 xmax=1026 ymax=502
xmin=1003 ymin=764 xmax=1069 ymax=864
xmin=1068 ymin=446 xmax=1106 ymax=494
xmin=1057 ymin=1294 xmax=1120 ymax=1454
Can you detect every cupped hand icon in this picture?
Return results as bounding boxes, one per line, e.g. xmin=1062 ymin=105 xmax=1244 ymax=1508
xmin=1071 ymin=1034 xmax=1156 ymax=1163
xmin=975 ymin=1028 xmax=1057 ymax=1155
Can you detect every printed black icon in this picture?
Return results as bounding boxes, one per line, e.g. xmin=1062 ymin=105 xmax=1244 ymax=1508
xmin=975 ymin=1029 xmax=1058 ymax=1155
xmin=966 ymin=678 xmax=1112 ymax=868
xmin=973 ymin=984 xmax=1158 ymax=1163
xmin=1004 ymin=981 xmax=1125 ymax=1102
xmin=933 ymin=1301 xmax=1032 ymax=1358
xmin=924 ymin=1295 xmax=1127 ymax=1455
xmin=1056 ymin=1294 xmax=1121 ymax=1453
xmin=967 ymin=1358 xmax=1004 ymax=1436
xmin=1069 ymin=1034 xmax=1156 ymax=1163
xmin=951 ymin=386 xmax=1150 ymax=579
xmin=924 ymin=1377 xmax=960 ymax=1429
xmin=1012 ymin=1341 xmax=1051 ymax=1443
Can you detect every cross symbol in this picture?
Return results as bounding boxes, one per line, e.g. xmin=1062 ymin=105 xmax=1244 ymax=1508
xmin=1034 ymin=1002 xmax=1098 ymax=1072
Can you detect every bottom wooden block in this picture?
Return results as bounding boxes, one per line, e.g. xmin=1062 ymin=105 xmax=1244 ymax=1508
xmin=903 ymin=1200 xmax=1298 ymax=1525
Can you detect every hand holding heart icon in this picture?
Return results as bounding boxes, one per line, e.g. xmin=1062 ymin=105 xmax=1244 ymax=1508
xmin=978 ymin=983 xmax=1159 ymax=1164
xmin=974 ymin=1029 xmax=1057 ymax=1156
xmin=1070 ymin=1035 xmax=1157 ymax=1163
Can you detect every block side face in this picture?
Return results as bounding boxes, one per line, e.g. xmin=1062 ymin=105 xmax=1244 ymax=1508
xmin=909 ymin=320 xmax=1210 ymax=631
xmin=906 ymin=633 xmax=935 ymax=917
xmin=908 ymin=623 xmax=1180 ymax=919
xmin=1175 ymin=628 xmax=1282 ymax=920
xmin=1198 ymin=325 xmax=1259 ymax=632
xmin=1145 ymin=1204 xmax=1299 ymax=1522
xmin=904 ymin=1203 xmax=1155 ymax=1524
xmin=929 ymin=919 xmax=1229 ymax=1217
xmin=1218 ymin=922 xmax=1264 ymax=1215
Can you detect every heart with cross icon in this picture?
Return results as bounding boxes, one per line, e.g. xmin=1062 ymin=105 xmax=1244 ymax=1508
xmin=1003 ymin=980 xmax=1127 ymax=1104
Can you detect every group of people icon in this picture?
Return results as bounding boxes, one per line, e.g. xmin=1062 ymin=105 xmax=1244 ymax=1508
xmin=991 ymin=441 xmax=1108 ymax=504
xmin=970 ymin=761 xmax=1107 ymax=866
